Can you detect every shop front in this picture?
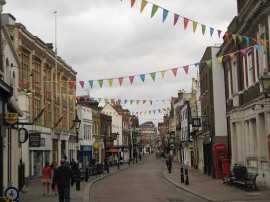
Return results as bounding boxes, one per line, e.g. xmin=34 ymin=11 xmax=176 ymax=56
xmin=81 ymin=145 xmax=92 ymax=169
xmin=29 ymin=132 xmax=52 ymax=177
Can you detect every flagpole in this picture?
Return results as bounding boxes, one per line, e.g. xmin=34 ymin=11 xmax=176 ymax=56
xmin=54 ymin=11 xmax=57 ymax=95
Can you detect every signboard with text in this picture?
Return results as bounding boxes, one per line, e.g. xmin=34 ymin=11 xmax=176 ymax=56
xmin=29 ymin=133 xmax=41 ymax=147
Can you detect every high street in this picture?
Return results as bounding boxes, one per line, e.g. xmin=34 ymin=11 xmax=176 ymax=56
xmin=90 ymin=154 xmax=208 ymax=202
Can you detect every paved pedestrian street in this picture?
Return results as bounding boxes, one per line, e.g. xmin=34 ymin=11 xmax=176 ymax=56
xmin=19 ymin=154 xmax=270 ymax=202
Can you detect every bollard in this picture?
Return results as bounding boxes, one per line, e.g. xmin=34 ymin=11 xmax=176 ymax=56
xmin=184 ymin=168 xmax=189 ymax=185
xmin=85 ymin=168 xmax=89 ymax=182
xmin=180 ymin=167 xmax=184 ymax=183
xmin=76 ymin=172 xmax=81 ymax=191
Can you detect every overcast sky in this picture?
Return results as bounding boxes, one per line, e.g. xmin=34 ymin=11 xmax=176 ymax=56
xmin=4 ymin=0 xmax=237 ymax=126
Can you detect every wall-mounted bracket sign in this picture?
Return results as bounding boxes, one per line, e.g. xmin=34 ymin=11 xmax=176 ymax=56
xmin=18 ymin=127 xmax=29 ymax=143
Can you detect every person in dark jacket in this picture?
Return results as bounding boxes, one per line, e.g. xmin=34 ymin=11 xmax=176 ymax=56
xmin=52 ymin=159 xmax=75 ymax=202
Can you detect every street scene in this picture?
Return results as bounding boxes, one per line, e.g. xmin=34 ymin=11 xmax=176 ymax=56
xmin=1 ymin=0 xmax=270 ymax=202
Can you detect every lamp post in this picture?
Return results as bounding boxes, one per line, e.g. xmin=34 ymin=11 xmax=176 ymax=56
xmin=73 ymin=110 xmax=81 ymax=191
xmin=104 ymin=126 xmax=109 ymax=173
xmin=73 ymin=111 xmax=81 ymax=162
xmin=259 ymin=69 xmax=270 ymax=98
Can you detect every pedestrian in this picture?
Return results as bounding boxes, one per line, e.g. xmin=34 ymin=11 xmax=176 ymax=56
xmin=70 ymin=158 xmax=76 ymax=172
xmin=52 ymin=159 xmax=75 ymax=202
xmin=64 ymin=155 xmax=70 ymax=166
xmin=42 ymin=162 xmax=52 ymax=196
xmin=51 ymin=161 xmax=59 ymax=195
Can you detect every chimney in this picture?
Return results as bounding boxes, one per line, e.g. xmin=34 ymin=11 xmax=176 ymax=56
xmin=46 ymin=43 xmax=54 ymax=51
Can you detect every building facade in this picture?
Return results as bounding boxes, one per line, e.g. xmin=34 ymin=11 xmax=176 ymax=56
xmin=3 ymin=14 xmax=77 ymax=181
xmin=217 ymin=0 xmax=270 ymax=188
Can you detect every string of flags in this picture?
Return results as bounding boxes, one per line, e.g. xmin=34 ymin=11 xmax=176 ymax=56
xmin=125 ymin=0 xmax=269 ymax=45
xmin=20 ymin=44 xmax=263 ymax=91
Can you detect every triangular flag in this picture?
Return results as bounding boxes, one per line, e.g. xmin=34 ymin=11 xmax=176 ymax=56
xmin=217 ymin=30 xmax=222 ymax=38
xmin=151 ymin=4 xmax=158 ymax=18
xmin=195 ymin=62 xmax=200 ymax=67
xmin=217 ymin=56 xmax=223 ymax=63
xmin=229 ymin=53 xmax=235 ymax=59
xmin=136 ymin=100 xmax=140 ymax=105
xmin=172 ymin=68 xmax=178 ymax=77
xmin=232 ymin=34 xmax=237 ymax=44
xmin=150 ymin=72 xmax=156 ymax=81
xmin=140 ymin=74 xmax=145 ymax=82
xmin=163 ymin=9 xmax=169 ymax=22
xmin=201 ymin=24 xmax=206 ymax=35
xmin=245 ymin=37 xmax=250 ymax=47
xmin=77 ymin=96 xmax=81 ymax=102
xmin=88 ymin=80 xmax=93 ymax=89
xmin=225 ymin=32 xmax=230 ymax=42
xmin=150 ymin=100 xmax=153 ymax=105
xmin=79 ymin=81 xmax=84 ymax=89
xmin=98 ymin=80 xmax=103 ymax=88
xmin=131 ymin=0 xmax=136 ymax=8
xmin=124 ymin=100 xmax=128 ymax=105
xmin=143 ymin=100 xmax=146 ymax=104
xmin=140 ymin=0 xmax=147 ymax=13
xmin=130 ymin=100 xmax=134 ymax=105
xmin=161 ymin=70 xmax=166 ymax=78
xmin=254 ymin=44 xmax=261 ymax=51
xmin=183 ymin=66 xmax=189 ymax=74
xmin=193 ymin=21 xmax=197 ymax=33
xmin=184 ymin=18 xmax=189 ymax=30
xmin=129 ymin=76 xmax=135 ymax=84
xmin=210 ymin=27 xmax=214 ymax=37
xmin=108 ymin=78 xmax=113 ymax=87
xmin=118 ymin=77 xmax=124 ymax=86
xmin=240 ymin=49 xmax=247 ymax=56
xmin=206 ymin=60 xmax=212 ymax=68
xmin=174 ymin=14 xmax=179 ymax=26
xmin=238 ymin=35 xmax=242 ymax=43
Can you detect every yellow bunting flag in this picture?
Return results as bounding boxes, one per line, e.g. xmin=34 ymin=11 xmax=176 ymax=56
xmin=161 ymin=70 xmax=166 ymax=78
xmin=108 ymin=78 xmax=113 ymax=87
xmin=217 ymin=56 xmax=223 ymax=64
xmin=232 ymin=34 xmax=237 ymax=44
xmin=193 ymin=21 xmax=197 ymax=33
xmin=140 ymin=0 xmax=147 ymax=13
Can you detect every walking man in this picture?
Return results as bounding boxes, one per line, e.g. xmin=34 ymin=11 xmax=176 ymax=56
xmin=52 ymin=159 xmax=75 ymax=202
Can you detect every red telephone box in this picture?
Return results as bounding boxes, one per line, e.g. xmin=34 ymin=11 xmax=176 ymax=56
xmin=213 ymin=143 xmax=228 ymax=179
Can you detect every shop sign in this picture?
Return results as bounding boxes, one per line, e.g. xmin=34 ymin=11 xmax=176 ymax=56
xmin=192 ymin=118 xmax=201 ymax=127
xmin=93 ymin=142 xmax=99 ymax=149
xmin=5 ymin=112 xmax=18 ymax=125
xmin=29 ymin=133 xmax=40 ymax=147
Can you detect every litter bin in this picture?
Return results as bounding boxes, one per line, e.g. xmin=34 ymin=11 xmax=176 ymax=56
xmin=221 ymin=159 xmax=230 ymax=177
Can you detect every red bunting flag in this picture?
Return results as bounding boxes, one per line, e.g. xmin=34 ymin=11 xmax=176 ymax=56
xmin=225 ymin=32 xmax=230 ymax=42
xmin=172 ymin=68 xmax=178 ymax=77
xmin=184 ymin=18 xmax=189 ymax=30
xmin=118 ymin=77 xmax=124 ymax=86
xmin=131 ymin=0 xmax=136 ymax=8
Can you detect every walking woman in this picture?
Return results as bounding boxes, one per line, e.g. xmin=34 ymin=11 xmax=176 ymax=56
xmin=51 ymin=161 xmax=59 ymax=195
xmin=42 ymin=162 xmax=52 ymax=196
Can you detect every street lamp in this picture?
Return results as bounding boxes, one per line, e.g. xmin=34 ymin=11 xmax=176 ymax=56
xmin=73 ymin=110 xmax=81 ymax=161
xmin=259 ymin=69 xmax=270 ymax=98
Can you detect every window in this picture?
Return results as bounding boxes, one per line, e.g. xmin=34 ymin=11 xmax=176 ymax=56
xmin=21 ymin=52 xmax=30 ymax=82
xmin=40 ymin=138 xmax=45 ymax=146
xmin=227 ymin=62 xmax=232 ymax=98
xmin=247 ymin=50 xmax=254 ymax=86
xmin=34 ymin=97 xmax=41 ymax=124
xmin=33 ymin=61 xmax=41 ymax=92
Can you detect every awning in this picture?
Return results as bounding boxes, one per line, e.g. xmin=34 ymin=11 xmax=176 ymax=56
xmin=107 ymin=148 xmax=119 ymax=153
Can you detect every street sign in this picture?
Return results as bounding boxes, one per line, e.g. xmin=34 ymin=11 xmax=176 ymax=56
xmin=5 ymin=112 xmax=18 ymax=125
xmin=192 ymin=118 xmax=201 ymax=127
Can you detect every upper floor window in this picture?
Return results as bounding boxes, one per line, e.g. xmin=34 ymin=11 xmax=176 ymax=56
xmin=247 ymin=50 xmax=254 ymax=86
